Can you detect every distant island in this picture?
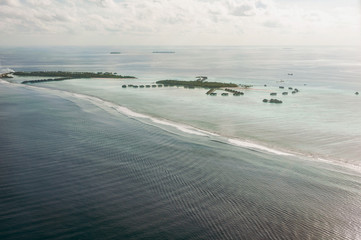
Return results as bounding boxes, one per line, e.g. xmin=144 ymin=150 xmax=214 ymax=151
xmin=15 ymin=71 xmax=136 ymax=84
xmin=156 ymin=80 xmax=237 ymax=88
xmin=21 ymin=77 xmax=74 ymax=84
xmin=15 ymin=71 xmax=135 ymax=79
xmin=152 ymin=51 xmax=175 ymax=54
xmin=110 ymin=52 xmax=121 ymax=54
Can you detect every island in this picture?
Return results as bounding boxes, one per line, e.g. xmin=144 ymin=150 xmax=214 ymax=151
xmin=14 ymin=71 xmax=136 ymax=84
xmin=21 ymin=77 xmax=74 ymax=84
xmin=152 ymin=51 xmax=175 ymax=54
xmin=155 ymin=80 xmax=238 ymax=88
xmin=15 ymin=71 xmax=135 ymax=79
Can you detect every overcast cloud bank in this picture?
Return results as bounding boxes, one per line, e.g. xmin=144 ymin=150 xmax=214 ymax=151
xmin=0 ymin=0 xmax=360 ymax=46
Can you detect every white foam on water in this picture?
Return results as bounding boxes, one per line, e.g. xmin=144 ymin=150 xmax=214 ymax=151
xmin=82 ymin=94 xmax=298 ymax=156
xmin=0 ymin=79 xmax=10 ymax=84
xmin=0 ymin=80 xmax=339 ymax=159
xmin=4 ymin=80 xmax=361 ymax=173
xmin=228 ymin=138 xmax=294 ymax=156
xmin=149 ymin=118 xmax=208 ymax=136
xmin=115 ymin=107 xmax=219 ymax=137
xmin=116 ymin=106 xmax=152 ymax=119
xmin=65 ymin=91 xmax=212 ymax=137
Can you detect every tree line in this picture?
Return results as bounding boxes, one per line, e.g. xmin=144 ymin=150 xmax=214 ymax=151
xmin=156 ymin=80 xmax=238 ymax=88
xmin=14 ymin=71 xmax=136 ymax=79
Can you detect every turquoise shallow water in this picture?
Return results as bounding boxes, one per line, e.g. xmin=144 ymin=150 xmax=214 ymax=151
xmin=26 ymin=76 xmax=361 ymax=166
xmin=1 ymin=81 xmax=361 ymax=239
xmin=3 ymin=46 xmax=361 ymax=166
xmin=3 ymin=46 xmax=360 ymax=167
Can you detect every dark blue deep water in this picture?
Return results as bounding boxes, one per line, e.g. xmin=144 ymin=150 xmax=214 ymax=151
xmin=1 ymin=82 xmax=361 ymax=239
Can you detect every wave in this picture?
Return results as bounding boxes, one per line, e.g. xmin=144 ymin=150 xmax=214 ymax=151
xmin=3 ymin=79 xmax=361 ymax=170
xmin=114 ymin=105 xmax=211 ymax=136
xmin=68 ymin=92 xmax=216 ymax=137
xmin=24 ymin=84 xmax=293 ymax=156
xmin=64 ymin=92 xmax=298 ymax=157
xmin=0 ymin=79 xmax=11 ymax=84
xmin=228 ymin=139 xmax=294 ymax=156
xmin=55 ymin=92 xmax=299 ymax=157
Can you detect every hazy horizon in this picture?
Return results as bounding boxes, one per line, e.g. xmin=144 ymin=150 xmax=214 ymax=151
xmin=1 ymin=0 xmax=360 ymax=47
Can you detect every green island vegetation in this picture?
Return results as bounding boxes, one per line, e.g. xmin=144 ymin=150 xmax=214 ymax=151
xmin=15 ymin=71 xmax=136 ymax=79
xmin=156 ymin=80 xmax=238 ymax=88
xmin=21 ymin=78 xmax=74 ymax=84
xmin=15 ymin=71 xmax=136 ymax=84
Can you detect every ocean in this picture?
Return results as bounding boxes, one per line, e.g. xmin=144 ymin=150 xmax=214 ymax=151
xmin=1 ymin=46 xmax=361 ymax=239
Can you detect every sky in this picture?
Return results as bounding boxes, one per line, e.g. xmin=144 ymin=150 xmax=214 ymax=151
xmin=0 ymin=0 xmax=360 ymax=46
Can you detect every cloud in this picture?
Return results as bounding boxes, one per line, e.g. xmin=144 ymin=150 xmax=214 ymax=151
xmin=263 ymin=20 xmax=282 ymax=28
xmin=0 ymin=0 xmax=360 ymax=46
xmin=255 ymin=0 xmax=267 ymax=9
xmin=231 ymin=4 xmax=255 ymax=16
xmin=0 ymin=0 xmax=21 ymax=6
xmin=0 ymin=0 xmax=268 ymax=34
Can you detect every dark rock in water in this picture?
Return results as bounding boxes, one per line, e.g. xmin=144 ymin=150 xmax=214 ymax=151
xmin=140 ymin=85 xmax=145 ymax=88
xmin=292 ymin=91 xmax=296 ymax=94
xmin=355 ymin=92 xmax=359 ymax=95
xmin=264 ymin=84 xmax=267 ymax=87
xmin=294 ymin=88 xmax=299 ymax=92
xmin=152 ymin=85 xmax=157 ymax=88
xmin=146 ymin=85 xmax=151 ymax=88
xmin=133 ymin=85 xmax=138 ymax=88
xmin=221 ymin=93 xmax=229 ymax=96
xmin=289 ymin=87 xmax=293 ymax=90
xmin=122 ymin=85 xmax=127 ymax=88
xmin=263 ymin=99 xmax=268 ymax=103
xmin=210 ymin=93 xmax=217 ymax=96
xmin=279 ymin=86 xmax=284 ymax=89
xmin=282 ymin=92 xmax=288 ymax=95
xmin=270 ymin=92 xmax=277 ymax=96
